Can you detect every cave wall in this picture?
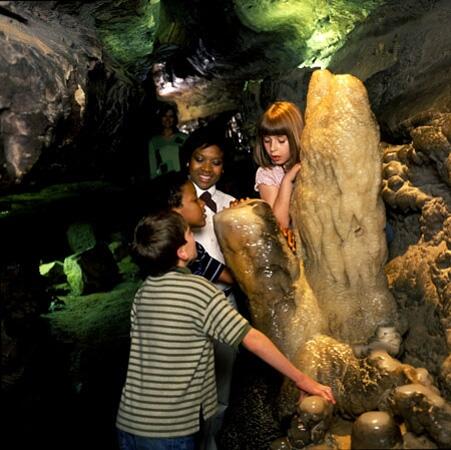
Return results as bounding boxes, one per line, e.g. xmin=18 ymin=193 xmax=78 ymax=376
xmin=328 ymin=0 xmax=451 ymax=393
xmin=0 ymin=1 xmax=148 ymax=191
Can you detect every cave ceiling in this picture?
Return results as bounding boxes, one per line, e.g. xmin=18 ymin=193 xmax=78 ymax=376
xmin=1 ymin=0 xmax=450 ymax=189
xmin=89 ymin=0 xmax=451 ymax=128
xmin=92 ymin=0 xmax=385 ymax=120
xmin=95 ymin=0 xmax=383 ymax=76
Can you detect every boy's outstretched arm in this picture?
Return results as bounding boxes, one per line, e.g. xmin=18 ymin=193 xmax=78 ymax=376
xmin=241 ymin=327 xmax=336 ymax=404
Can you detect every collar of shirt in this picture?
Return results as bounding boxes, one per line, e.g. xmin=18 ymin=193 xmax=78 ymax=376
xmin=173 ymin=267 xmax=191 ymax=274
xmin=193 ymin=183 xmax=217 ymax=198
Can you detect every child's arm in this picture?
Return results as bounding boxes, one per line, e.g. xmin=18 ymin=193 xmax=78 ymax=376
xmin=258 ymin=184 xmax=279 ymax=209
xmin=259 ymin=163 xmax=301 ymax=229
xmin=242 ymin=327 xmax=336 ymax=404
xmin=189 ymin=242 xmax=234 ymax=284
xmin=218 ymin=266 xmax=234 ymax=284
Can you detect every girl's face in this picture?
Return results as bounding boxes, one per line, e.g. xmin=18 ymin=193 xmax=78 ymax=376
xmin=173 ymin=181 xmax=206 ymax=228
xmin=263 ymin=135 xmax=291 ymax=166
xmin=188 ymin=145 xmax=224 ymax=190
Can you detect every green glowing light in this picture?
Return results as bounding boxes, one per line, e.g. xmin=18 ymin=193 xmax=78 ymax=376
xmin=97 ymin=0 xmax=160 ymax=67
xmin=235 ymin=0 xmax=385 ymax=69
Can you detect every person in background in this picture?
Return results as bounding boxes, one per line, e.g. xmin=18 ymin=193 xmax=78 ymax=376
xmin=254 ymin=101 xmax=304 ymax=229
xmin=148 ymin=103 xmax=188 ymax=179
xmin=116 ymin=210 xmax=336 ymax=450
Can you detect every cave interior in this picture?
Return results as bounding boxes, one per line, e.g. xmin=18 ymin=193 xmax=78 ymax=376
xmin=1 ymin=1 xmax=451 ymax=449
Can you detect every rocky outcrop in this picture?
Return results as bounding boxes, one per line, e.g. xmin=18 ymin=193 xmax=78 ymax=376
xmin=330 ymin=0 xmax=451 ymax=138
xmin=0 ymin=1 xmax=140 ymax=191
xmin=382 ymin=113 xmax=451 ymax=395
xmin=216 ymin=70 xmax=402 ymax=357
xmin=215 ymin=69 xmax=451 ymax=449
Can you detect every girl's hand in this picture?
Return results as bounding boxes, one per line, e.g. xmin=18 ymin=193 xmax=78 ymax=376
xmin=281 ymin=227 xmax=296 ymax=253
xmin=285 ymin=163 xmax=301 ymax=183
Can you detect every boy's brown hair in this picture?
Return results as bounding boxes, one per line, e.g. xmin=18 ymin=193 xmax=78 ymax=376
xmin=132 ymin=210 xmax=187 ymax=276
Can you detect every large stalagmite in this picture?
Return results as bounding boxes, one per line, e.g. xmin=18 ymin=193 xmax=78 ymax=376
xmin=214 ymin=69 xmax=451 ymax=445
xmin=291 ymin=69 xmax=402 ymax=344
xmin=215 ymin=69 xmax=402 ymax=359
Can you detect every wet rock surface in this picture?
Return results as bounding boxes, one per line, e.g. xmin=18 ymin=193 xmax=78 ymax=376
xmin=351 ymin=411 xmax=402 ymax=449
xmin=0 ymin=2 xmax=142 ymax=190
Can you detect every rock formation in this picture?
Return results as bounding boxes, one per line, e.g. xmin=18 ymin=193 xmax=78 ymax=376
xmin=215 ymin=69 xmax=403 ymax=356
xmin=215 ymin=69 xmax=451 ymax=447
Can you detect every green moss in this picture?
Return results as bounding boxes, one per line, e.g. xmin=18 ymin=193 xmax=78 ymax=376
xmin=43 ymin=280 xmax=139 ymax=345
xmin=64 ymin=255 xmax=84 ymax=296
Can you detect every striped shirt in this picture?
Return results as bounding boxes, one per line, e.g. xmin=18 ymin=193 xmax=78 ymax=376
xmin=116 ymin=268 xmax=251 ymax=438
xmin=189 ymin=242 xmax=224 ymax=283
xmin=189 ymin=242 xmax=233 ymax=297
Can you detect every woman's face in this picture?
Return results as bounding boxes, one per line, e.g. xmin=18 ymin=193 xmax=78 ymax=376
xmin=161 ymin=109 xmax=176 ymax=130
xmin=262 ymin=134 xmax=291 ymax=166
xmin=188 ymin=145 xmax=224 ymax=190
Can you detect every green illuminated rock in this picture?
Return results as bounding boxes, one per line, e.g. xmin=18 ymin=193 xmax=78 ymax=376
xmin=64 ymin=243 xmax=120 ymax=296
xmin=67 ymin=222 xmax=97 ymax=254
xmin=234 ymin=0 xmax=384 ymax=69
xmin=96 ymin=0 xmax=160 ymax=68
xmin=39 ymin=261 xmax=66 ymax=285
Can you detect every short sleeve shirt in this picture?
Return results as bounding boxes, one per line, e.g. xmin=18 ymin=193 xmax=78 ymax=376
xmin=254 ymin=165 xmax=285 ymax=191
xmin=116 ymin=269 xmax=251 ymax=438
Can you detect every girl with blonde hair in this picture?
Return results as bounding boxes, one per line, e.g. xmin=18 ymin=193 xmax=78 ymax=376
xmin=254 ymin=101 xmax=304 ymax=228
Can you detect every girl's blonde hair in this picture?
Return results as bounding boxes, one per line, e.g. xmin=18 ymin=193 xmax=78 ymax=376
xmin=254 ymin=101 xmax=304 ymax=169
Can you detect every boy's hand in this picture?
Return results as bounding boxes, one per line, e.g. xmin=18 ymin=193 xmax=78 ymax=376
xmin=229 ymin=198 xmax=250 ymax=208
xmin=296 ymin=375 xmax=336 ymax=404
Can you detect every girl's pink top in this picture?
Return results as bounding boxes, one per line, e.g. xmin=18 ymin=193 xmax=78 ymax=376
xmin=254 ymin=165 xmax=285 ymax=191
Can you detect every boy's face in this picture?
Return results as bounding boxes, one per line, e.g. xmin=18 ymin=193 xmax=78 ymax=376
xmin=173 ymin=181 xmax=206 ymax=228
xmin=188 ymin=144 xmax=224 ymax=190
xmin=182 ymin=227 xmax=197 ymax=262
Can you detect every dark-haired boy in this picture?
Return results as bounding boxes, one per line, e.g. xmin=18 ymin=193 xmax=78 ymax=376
xmin=116 ymin=211 xmax=335 ymax=450
xmin=153 ymin=171 xmax=234 ymax=290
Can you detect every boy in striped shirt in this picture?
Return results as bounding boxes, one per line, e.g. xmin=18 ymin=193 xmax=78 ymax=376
xmin=116 ymin=210 xmax=335 ymax=450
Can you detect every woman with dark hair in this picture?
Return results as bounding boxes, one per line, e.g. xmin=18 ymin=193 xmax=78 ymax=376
xmin=148 ymin=103 xmax=188 ymax=179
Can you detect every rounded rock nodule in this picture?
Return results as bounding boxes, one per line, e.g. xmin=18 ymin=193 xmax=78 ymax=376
xmin=351 ymin=411 xmax=402 ymax=449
